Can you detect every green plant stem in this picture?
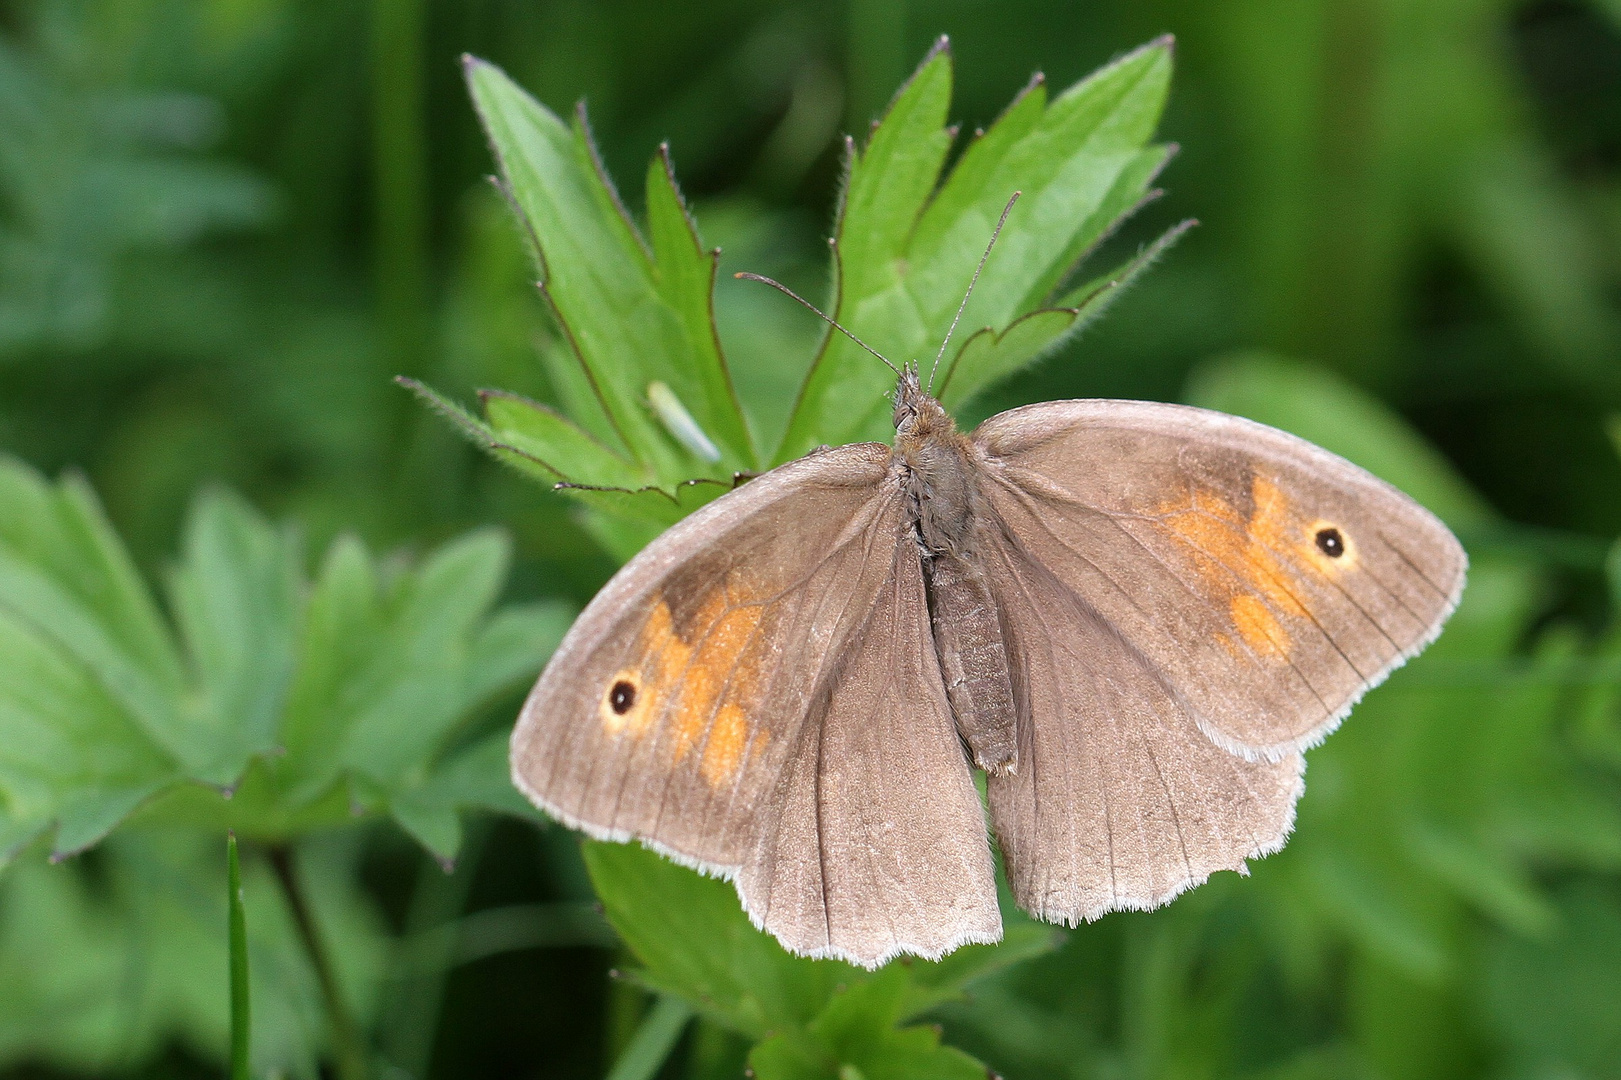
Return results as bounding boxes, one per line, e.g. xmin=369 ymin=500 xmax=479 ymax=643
xmin=228 ymin=832 xmax=250 ymax=1080
xmin=269 ymin=845 xmax=369 ymax=1080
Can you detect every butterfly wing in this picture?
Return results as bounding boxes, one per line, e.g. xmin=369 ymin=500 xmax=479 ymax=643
xmin=973 ymin=399 xmax=1466 ymax=759
xmin=968 ymin=399 xmax=1463 ymax=923
xmin=511 ymin=444 xmax=998 ymax=966
xmin=975 ymin=532 xmax=1302 ymax=920
xmin=737 ymin=524 xmax=1002 ymax=964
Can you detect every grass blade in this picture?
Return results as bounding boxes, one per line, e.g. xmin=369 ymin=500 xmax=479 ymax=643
xmin=228 ymin=831 xmax=250 ymax=1080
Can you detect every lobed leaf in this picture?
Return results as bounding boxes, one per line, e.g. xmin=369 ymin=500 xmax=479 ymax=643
xmin=436 ymin=39 xmax=1181 ymax=552
xmin=167 ymin=489 xmax=301 ymax=785
xmin=411 ymin=38 xmax=1187 ymax=1072
xmin=779 ymin=36 xmax=1177 ymax=457
xmin=479 ymin=388 xmax=647 ymax=489
xmin=582 ymin=839 xmax=853 ymax=1039
xmin=0 ymin=455 xmax=567 ymax=867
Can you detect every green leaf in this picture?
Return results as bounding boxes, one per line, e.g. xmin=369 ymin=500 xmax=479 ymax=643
xmin=0 ymin=455 xmax=560 ymax=865
xmin=442 ymin=38 xmax=1183 ymax=1073
xmin=896 ymin=919 xmax=1060 ymax=1020
xmin=750 ymin=970 xmax=989 ymax=1080
xmin=167 ymin=488 xmax=301 ymax=785
xmin=0 ymin=458 xmax=187 ymax=860
xmin=464 ymin=601 xmax=574 ymax=708
xmin=0 ymin=604 xmax=178 ymax=837
xmin=390 ymin=729 xmax=547 ymax=865
xmin=401 ymin=377 xmax=646 ymax=490
xmin=228 ymin=834 xmax=250 ymax=1080
xmin=779 ymin=36 xmax=1176 ymax=458
xmin=463 ymin=57 xmax=754 ymax=483
xmin=276 ymin=535 xmax=384 ymax=804
xmin=585 ymin=837 xmax=1058 ymax=1065
xmin=643 ymin=146 xmax=754 ymax=462
xmin=562 ymin=479 xmax=733 ymax=566
xmin=443 ymin=39 xmax=1179 ymax=566
xmin=479 ymin=388 xmax=647 ymax=488
xmin=582 ymin=839 xmax=855 ymax=1039
xmin=0 ymin=464 xmax=183 ymax=691
xmin=0 ymin=462 xmax=189 ymax=846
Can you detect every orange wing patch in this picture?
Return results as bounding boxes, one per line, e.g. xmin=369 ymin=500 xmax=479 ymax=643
xmin=667 ymin=597 xmax=764 ymax=759
xmin=598 ymin=580 xmax=770 ymax=789
xmin=1157 ymin=473 xmax=1348 ymax=661
xmin=700 ymin=706 xmax=751 ymax=787
xmin=1229 ymin=593 xmax=1288 ymax=658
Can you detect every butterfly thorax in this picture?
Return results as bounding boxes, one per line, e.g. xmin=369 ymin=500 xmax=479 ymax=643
xmin=893 ymin=369 xmax=981 ymax=559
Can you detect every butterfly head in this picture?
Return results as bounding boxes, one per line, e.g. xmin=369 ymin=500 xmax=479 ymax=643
xmin=893 ymin=364 xmax=954 ymax=444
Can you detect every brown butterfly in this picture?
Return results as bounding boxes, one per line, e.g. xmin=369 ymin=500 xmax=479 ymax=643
xmin=509 ymin=198 xmax=1466 ymax=968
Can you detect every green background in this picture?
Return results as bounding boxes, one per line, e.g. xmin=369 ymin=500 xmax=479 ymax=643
xmin=1 ymin=0 xmax=1620 ymax=1077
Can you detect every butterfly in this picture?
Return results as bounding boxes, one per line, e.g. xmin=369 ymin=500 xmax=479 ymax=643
xmin=509 ymin=197 xmax=1466 ymax=969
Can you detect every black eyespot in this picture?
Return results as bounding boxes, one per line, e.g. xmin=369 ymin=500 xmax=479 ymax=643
xmin=609 ymin=680 xmax=637 ymax=714
xmin=1315 ymin=527 xmax=1346 ymax=558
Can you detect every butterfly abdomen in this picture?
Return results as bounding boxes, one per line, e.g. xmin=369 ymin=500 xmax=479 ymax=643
xmin=925 ymin=550 xmax=1018 ymax=773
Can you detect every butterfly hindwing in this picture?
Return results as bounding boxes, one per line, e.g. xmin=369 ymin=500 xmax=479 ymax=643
xmin=977 ymin=528 xmax=1304 ymax=922
xmin=738 ymin=529 xmax=1000 ymax=964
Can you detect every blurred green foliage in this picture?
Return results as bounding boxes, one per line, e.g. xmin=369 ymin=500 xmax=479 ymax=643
xmin=0 ymin=0 xmax=1619 ymax=1077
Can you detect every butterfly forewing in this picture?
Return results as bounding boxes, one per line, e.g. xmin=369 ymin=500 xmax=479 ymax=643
xmin=972 ymin=400 xmax=1466 ymax=760
xmin=513 ymin=444 xmax=895 ymax=868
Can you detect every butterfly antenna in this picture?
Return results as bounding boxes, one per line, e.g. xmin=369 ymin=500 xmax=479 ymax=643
xmin=927 ymin=190 xmax=1022 ymax=393
xmin=734 ymin=272 xmax=899 ymax=377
